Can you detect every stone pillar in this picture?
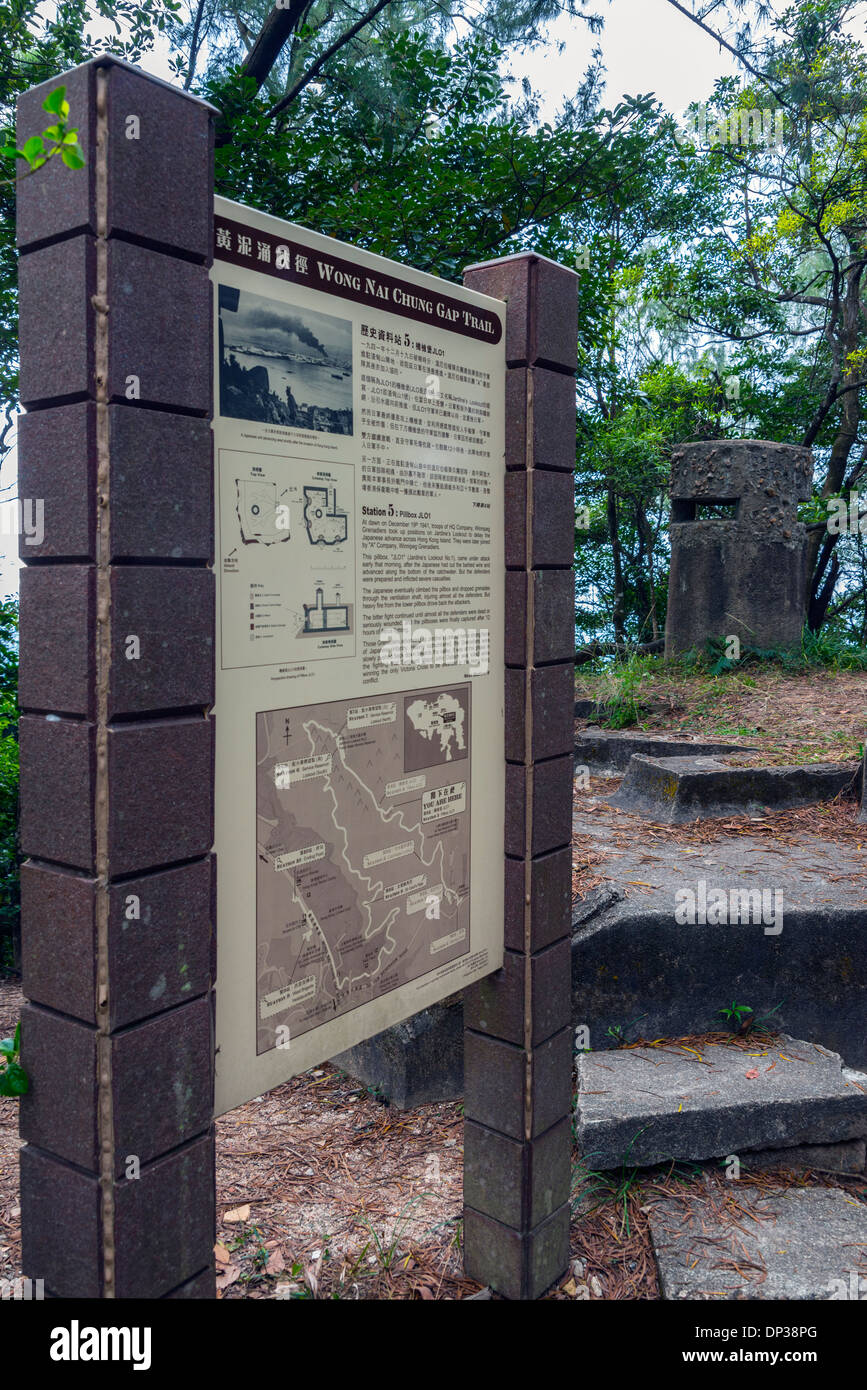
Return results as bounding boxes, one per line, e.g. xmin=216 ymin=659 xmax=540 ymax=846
xmin=16 ymin=57 xmax=217 ymax=1298
xmin=460 ymin=253 xmax=577 ymax=1299
xmin=665 ymin=440 xmax=813 ymax=658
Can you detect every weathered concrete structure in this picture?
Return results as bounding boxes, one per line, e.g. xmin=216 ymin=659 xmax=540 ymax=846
xmin=665 ymin=440 xmax=812 ymax=658
xmin=608 ymin=753 xmax=857 ymax=823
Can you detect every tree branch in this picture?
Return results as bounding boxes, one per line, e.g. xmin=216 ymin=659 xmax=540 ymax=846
xmin=238 ymin=0 xmax=311 ymax=92
xmin=661 ymin=0 xmax=790 ymax=106
xmin=184 ymin=0 xmax=207 ymax=90
xmin=267 ymin=0 xmax=393 ymax=121
xmin=661 ymin=0 xmax=836 ymax=138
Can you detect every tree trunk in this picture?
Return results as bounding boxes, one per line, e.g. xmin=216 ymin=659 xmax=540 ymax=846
xmin=804 ymin=265 xmax=862 ymax=628
xmin=634 ymin=499 xmax=659 ymax=641
xmin=607 ymin=485 xmax=626 ymax=644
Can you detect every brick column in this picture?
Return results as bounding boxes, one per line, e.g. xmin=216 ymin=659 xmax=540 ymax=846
xmin=15 ymin=57 xmax=217 ymax=1298
xmin=461 ymin=253 xmax=577 ymax=1299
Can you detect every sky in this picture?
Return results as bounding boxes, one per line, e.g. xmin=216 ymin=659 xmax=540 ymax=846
xmin=522 ymin=0 xmax=739 ymax=120
xmin=3 ymin=1 xmax=865 ymax=592
xmin=135 ymin=0 xmax=746 ymax=115
xmin=225 ymin=291 xmax=354 ymax=359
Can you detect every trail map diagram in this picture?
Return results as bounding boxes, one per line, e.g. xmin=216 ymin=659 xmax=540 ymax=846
xmin=304 ymin=485 xmax=348 ymax=545
xmin=255 ymin=684 xmax=471 ymax=1054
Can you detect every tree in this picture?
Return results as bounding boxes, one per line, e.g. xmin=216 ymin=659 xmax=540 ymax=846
xmin=645 ymin=0 xmax=867 ymax=634
xmin=0 ymin=0 xmax=180 ymax=456
xmin=168 ymin=0 xmax=605 ymax=133
xmin=570 ymin=94 xmax=741 ymax=649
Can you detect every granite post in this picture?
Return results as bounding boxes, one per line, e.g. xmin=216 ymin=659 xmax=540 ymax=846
xmin=460 ymin=253 xmax=577 ymax=1299
xmin=665 ymin=440 xmax=813 ymax=658
xmin=16 ymin=56 xmax=217 ymax=1298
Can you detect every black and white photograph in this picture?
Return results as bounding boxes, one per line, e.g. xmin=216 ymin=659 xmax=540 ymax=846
xmin=219 ymin=284 xmax=353 ymax=435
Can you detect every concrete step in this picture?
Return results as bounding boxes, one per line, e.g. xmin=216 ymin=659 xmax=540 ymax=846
xmin=575 ymin=1035 xmax=867 ymax=1171
xmin=575 ymin=728 xmax=755 ymax=773
xmin=609 ymin=753 xmax=857 ymax=823
xmin=570 ymin=804 xmax=867 ymax=1070
xmin=649 ymin=1185 xmax=867 ymax=1300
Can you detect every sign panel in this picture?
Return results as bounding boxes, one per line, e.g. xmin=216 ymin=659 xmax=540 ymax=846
xmin=212 ymin=197 xmax=506 ymax=1113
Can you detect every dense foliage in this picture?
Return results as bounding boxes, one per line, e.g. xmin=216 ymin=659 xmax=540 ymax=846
xmin=2 ymin=2 xmax=867 ymax=657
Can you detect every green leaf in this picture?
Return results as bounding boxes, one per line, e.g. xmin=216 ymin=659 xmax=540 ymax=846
xmin=42 ymin=86 xmax=67 ymax=116
xmin=21 ymin=135 xmax=45 ymax=162
xmin=44 ymin=101 xmax=70 ymax=125
xmin=0 ymin=1061 xmax=29 ymax=1096
xmin=0 ymin=1036 xmax=13 ymax=1054
xmin=61 ymin=145 xmax=85 ymax=170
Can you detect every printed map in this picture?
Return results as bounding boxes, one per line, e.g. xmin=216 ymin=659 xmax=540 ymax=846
xmin=405 ymin=690 xmax=468 ymax=771
xmin=255 ymin=684 xmax=471 ymax=1053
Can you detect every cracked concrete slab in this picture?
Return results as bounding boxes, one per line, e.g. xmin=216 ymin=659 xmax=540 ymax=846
xmin=575 ymin=1036 xmax=867 ymax=1170
xmin=575 ymin=729 xmax=755 ymax=772
xmin=649 ymin=1185 xmax=867 ymax=1300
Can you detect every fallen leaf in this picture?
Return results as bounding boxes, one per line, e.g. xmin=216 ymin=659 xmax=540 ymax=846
xmin=214 ymin=1242 xmax=231 ymax=1265
xmin=745 ymin=1068 xmax=759 ymax=1079
xmin=224 ymin=1204 xmax=250 ymax=1224
xmin=216 ymin=1263 xmax=240 ymax=1291
xmin=266 ymin=1250 xmax=285 ymax=1276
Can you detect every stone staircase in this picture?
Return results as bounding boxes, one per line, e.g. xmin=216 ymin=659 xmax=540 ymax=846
xmin=575 ymin=1033 xmax=867 ymax=1300
xmin=574 ymin=1035 xmax=867 ymax=1173
xmin=333 ymin=728 xmax=866 ymax=1110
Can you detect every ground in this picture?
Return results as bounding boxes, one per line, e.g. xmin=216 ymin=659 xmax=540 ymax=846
xmin=577 ymin=664 xmax=866 ymax=764
xmin=2 ymin=971 xmax=864 ymax=1299
xmin=0 ymin=665 xmax=865 ymax=1299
